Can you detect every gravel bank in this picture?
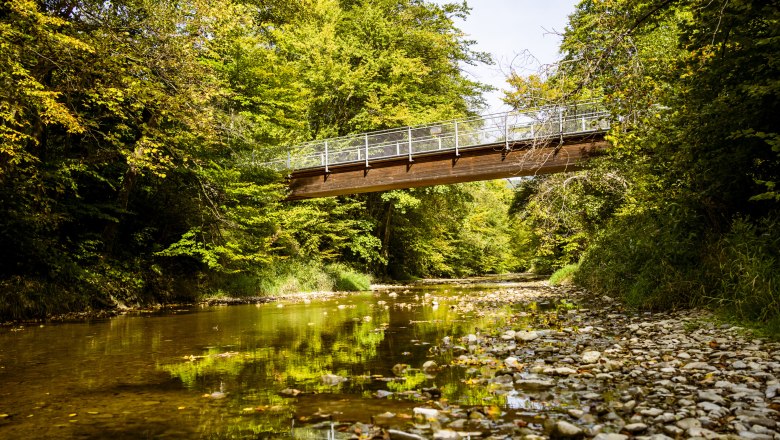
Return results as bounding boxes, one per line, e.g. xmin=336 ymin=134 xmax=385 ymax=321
xmin=310 ymin=284 xmax=780 ymax=439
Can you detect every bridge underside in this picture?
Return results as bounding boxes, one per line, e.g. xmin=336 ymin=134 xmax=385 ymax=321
xmin=287 ymin=134 xmax=607 ymax=199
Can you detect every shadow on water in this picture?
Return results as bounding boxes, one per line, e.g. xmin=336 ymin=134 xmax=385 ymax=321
xmin=0 ymin=277 xmax=567 ymax=438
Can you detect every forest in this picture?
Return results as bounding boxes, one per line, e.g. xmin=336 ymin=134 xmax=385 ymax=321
xmin=0 ymin=0 xmax=778 ymax=331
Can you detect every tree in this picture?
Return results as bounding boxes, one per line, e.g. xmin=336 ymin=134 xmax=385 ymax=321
xmin=531 ymin=0 xmax=780 ymax=320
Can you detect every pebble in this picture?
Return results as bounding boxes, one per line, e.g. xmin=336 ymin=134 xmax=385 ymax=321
xmin=624 ymin=422 xmax=648 ymax=433
xmin=504 ymin=356 xmax=522 ymax=369
xmin=640 ymin=408 xmax=663 ymax=417
xmin=683 ymin=362 xmax=716 ymax=371
xmin=516 ymin=379 xmax=555 ymax=389
xmin=516 ymin=330 xmax=540 ymax=342
xmin=593 ymin=434 xmax=628 ymax=440
xmin=550 ymin=420 xmax=583 ymax=438
xmin=581 ymin=351 xmax=601 ymax=363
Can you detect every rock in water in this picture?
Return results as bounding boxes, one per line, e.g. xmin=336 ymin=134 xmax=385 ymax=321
xmin=392 ymin=363 xmax=409 ymax=376
xmin=433 ymin=429 xmax=459 ymax=440
xmin=387 ymin=430 xmax=426 ymax=440
xmin=279 ymin=388 xmax=301 ymax=397
xmin=321 ymin=373 xmax=347 ymax=386
xmin=413 ymin=407 xmax=439 ymax=420
xmin=422 ymin=360 xmax=438 ymax=373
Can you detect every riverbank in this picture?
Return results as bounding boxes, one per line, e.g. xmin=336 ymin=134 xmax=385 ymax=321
xmin=0 ymin=291 xmax=330 ymax=326
xmin=0 ymin=273 xmax=543 ymax=326
xmin=293 ymin=283 xmax=780 ymax=439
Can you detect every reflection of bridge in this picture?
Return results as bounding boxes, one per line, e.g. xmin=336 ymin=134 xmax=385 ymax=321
xmin=249 ymin=101 xmax=611 ymax=199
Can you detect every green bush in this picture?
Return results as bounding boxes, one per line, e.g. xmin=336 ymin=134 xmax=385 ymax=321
xmin=253 ymin=260 xmax=333 ymax=296
xmin=577 ymin=206 xmax=780 ymax=333
xmin=242 ymin=261 xmax=372 ymax=297
xmin=575 ymin=204 xmax=706 ymax=310
xmin=549 ymin=263 xmax=580 ymax=286
xmin=326 ymin=264 xmax=372 ymax=291
xmin=705 ymin=216 xmax=780 ymax=325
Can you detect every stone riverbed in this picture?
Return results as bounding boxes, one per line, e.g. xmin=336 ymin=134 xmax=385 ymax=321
xmin=317 ymin=283 xmax=780 ymax=440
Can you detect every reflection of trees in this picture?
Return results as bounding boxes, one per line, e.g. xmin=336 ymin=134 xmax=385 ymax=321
xmin=158 ymin=288 xmax=538 ymax=436
xmin=162 ymin=306 xmax=390 ymax=388
xmin=159 ymin=299 xmax=391 ymax=435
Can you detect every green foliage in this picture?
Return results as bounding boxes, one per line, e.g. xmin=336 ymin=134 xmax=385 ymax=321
xmin=223 ymin=260 xmax=372 ymax=298
xmin=367 ymin=181 xmax=520 ymax=279
xmin=549 ymin=263 xmax=580 ymax=286
xmin=575 ymin=203 xmax=707 ymax=310
xmin=0 ymin=0 xmax=491 ymax=318
xmin=253 ymin=260 xmax=335 ymax=297
xmin=497 ymin=0 xmax=780 ymax=330
xmin=274 ymin=0 xmax=490 ymax=136
xmin=704 ymin=216 xmax=780 ymax=325
xmin=508 ymin=169 xmax=626 ymax=273
xmin=326 ymin=264 xmax=372 ymax=291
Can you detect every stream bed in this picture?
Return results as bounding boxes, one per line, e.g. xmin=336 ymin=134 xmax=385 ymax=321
xmin=2 ymin=277 xmax=780 ymax=439
xmin=0 ymin=277 xmax=551 ymax=439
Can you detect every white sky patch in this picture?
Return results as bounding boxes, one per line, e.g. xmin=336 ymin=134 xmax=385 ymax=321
xmin=437 ymin=0 xmax=579 ymax=113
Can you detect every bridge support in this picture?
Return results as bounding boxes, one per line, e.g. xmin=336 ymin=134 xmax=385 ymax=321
xmin=287 ymin=135 xmax=607 ymax=200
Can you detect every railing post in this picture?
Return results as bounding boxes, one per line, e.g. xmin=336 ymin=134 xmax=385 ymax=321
xmin=582 ymin=116 xmax=586 ymax=132
xmin=364 ymin=134 xmax=369 ymax=168
xmin=396 ymin=142 xmax=400 ymax=156
xmin=559 ymin=107 xmax=564 ymax=136
xmin=504 ymin=113 xmax=510 ymax=151
xmin=454 ymin=121 xmax=460 ymax=156
xmin=324 ymin=141 xmax=329 ymax=173
xmin=407 ymin=127 xmax=413 ymax=162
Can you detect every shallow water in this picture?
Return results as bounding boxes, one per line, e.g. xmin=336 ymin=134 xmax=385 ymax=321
xmin=0 ymin=282 xmax=547 ymax=439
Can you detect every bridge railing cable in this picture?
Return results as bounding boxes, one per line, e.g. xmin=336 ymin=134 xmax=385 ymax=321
xmin=243 ymin=100 xmax=610 ymax=172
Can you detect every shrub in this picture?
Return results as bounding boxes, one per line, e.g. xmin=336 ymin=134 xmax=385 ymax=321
xmin=705 ymin=216 xmax=780 ymax=325
xmin=575 ymin=203 xmax=706 ymax=310
xmin=549 ymin=263 xmax=580 ymax=286
xmin=326 ymin=264 xmax=372 ymax=291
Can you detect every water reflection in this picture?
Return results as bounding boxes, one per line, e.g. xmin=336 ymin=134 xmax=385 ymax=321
xmin=0 ymin=284 xmax=540 ymax=438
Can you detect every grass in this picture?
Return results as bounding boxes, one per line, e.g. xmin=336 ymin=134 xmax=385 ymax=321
xmin=549 ymin=263 xmax=579 ymax=286
xmin=575 ymin=209 xmax=780 ymax=336
xmin=326 ymin=263 xmax=372 ymax=291
xmin=214 ymin=260 xmax=373 ymax=298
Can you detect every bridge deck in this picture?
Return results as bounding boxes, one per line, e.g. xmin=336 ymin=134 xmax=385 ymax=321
xmin=246 ymin=100 xmax=611 ymax=199
xmin=287 ymin=134 xmax=607 ymax=199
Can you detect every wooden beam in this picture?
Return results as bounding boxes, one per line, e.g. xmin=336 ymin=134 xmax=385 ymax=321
xmin=287 ymin=136 xmax=608 ymax=199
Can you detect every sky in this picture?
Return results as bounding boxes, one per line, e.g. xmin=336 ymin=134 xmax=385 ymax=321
xmin=440 ymin=0 xmax=579 ymax=113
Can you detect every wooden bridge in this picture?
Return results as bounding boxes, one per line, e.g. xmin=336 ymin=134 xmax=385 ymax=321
xmin=248 ymin=101 xmax=610 ymax=199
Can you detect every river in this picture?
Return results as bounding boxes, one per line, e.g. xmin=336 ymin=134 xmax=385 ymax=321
xmin=0 ymin=277 xmax=552 ymax=439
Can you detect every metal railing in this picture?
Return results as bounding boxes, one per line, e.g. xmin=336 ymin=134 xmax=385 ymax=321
xmin=245 ymin=100 xmax=610 ymax=172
